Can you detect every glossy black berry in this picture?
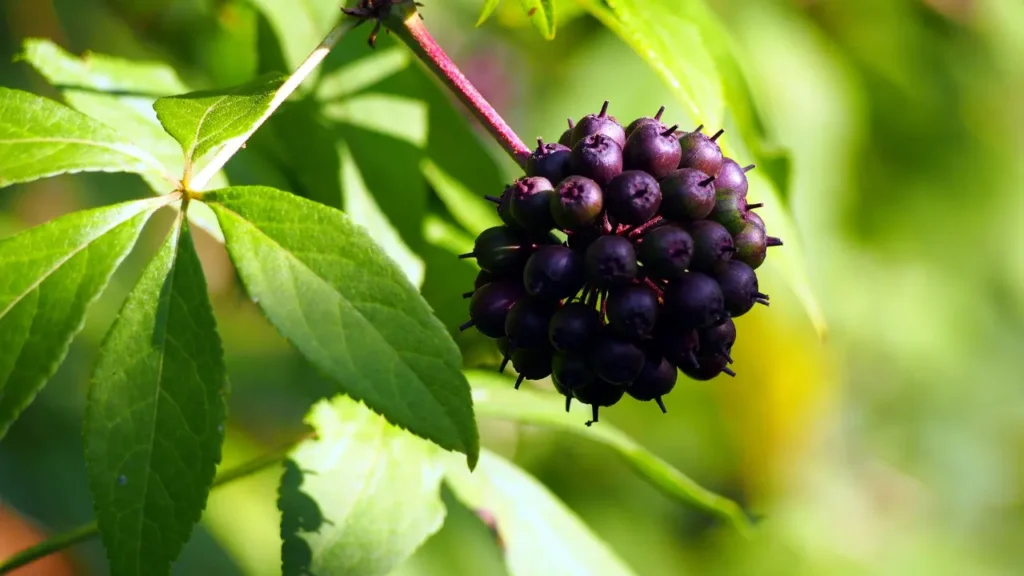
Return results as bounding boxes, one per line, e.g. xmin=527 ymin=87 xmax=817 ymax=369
xmin=463 ymin=226 xmax=533 ymax=277
xmin=589 ymin=337 xmax=645 ymax=385
xmin=606 ymin=285 xmax=659 ymax=340
xmin=505 ymin=298 xmax=556 ymax=349
xmin=465 ymin=281 xmax=524 ymax=338
xmin=715 ymin=158 xmax=751 ymax=197
xmin=622 ymin=123 xmax=682 ymax=180
xmin=570 ymin=101 xmax=626 ymax=149
xmin=511 ymin=347 xmax=554 ymax=388
xmin=687 ymin=220 xmax=735 ymax=271
xmin=624 ymin=106 xmax=666 ymax=138
xmin=663 ymin=271 xmax=725 ymax=328
xmin=552 ymin=354 xmax=596 ymax=394
xmin=570 ymin=133 xmax=623 ymax=187
xmin=551 ymin=176 xmax=604 ymax=230
xmin=474 ymin=270 xmax=495 ymax=290
xmin=627 ymin=352 xmax=678 ymax=412
xmin=638 ymin=225 xmax=693 ymax=279
xmin=572 ymin=377 xmax=626 ymax=425
xmin=527 ymin=139 xmax=572 ymax=185
xmin=714 ymin=260 xmax=765 ymax=318
xmin=659 ymin=168 xmax=715 ymax=222
xmin=585 ymin=235 xmax=638 ymax=287
xmin=523 ymin=245 xmax=586 ymax=301
xmin=509 ymin=176 xmax=556 ymax=232
xmin=732 ymin=222 xmax=767 ymax=269
xmin=493 ymin=184 xmax=519 ymax=228
xmin=604 ymin=170 xmax=662 ymax=225
xmin=677 ymin=127 xmax=724 ymax=176
xmin=548 ymin=303 xmax=602 ymax=353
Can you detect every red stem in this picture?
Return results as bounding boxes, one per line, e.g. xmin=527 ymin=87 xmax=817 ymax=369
xmin=395 ymin=15 xmax=531 ymax=168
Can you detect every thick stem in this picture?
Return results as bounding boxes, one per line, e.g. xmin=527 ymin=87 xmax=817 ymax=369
xmin=187 ymin=20 xmax=359 ymax=191
xmin=388 ymin=12 xmax=531 ymax=168
xmin=0 ymin=433 xmax=312 ymax=575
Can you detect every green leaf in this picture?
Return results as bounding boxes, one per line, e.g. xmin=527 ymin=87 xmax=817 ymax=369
xmin=421 ymin=159 xmax=502 ymax=237
xmin=446 ymin=448 xmax=638 ymax=576
xmin=339 ymin=142 xmax=425 ymax=288
xmin=84 ymin=216 xmax=228 ymax=576
xmin=249 ymin=0 xmax=340 ymax=71
xmin=466 ymin=371 xmax=754 ymax=536
xmin=0 ymin=196 xmax=170 ymax=439
xmin=476 ymin=0 xmax=502 ymax=26
xmin=203 ymin=186 xmax=479 ymax=466
xmin=153 ymin=73 xmax=285 ymax=170
xmin=520 ymin=0 xmax=557 ymax=39
xmin=18 ymin=38 xmax=189 ymax=188
xmin=280 ymin=395 xmax=446 ymax=576
xmin=0 ymin=87 xmax=169 ymax=188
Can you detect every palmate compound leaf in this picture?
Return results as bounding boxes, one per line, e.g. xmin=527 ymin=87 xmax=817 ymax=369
xmin=84 ymin=215 xmax=227 ymax=576
xmin=280 ymin=395 xmax=446 ymax=576
xmin=202 ymin=186 xmax=479 ymax=466
xmin=444 ymin=448 xmax=639 ymax=576
xmin=0 ymin=195 xmax=173 ymax=440
xmin=153 ymin=73 xmax=286 ymax=174
xmin=0 ymin=87 xmax=170 ymax=188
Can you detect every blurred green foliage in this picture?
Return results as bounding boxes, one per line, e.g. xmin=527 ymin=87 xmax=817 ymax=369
xmin=0 ymin=0 xmax=1021 ymax=574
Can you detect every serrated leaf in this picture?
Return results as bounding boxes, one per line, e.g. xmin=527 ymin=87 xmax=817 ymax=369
xmin=84 ymin=216 xmax=228 ymax=576
xmin=466 ymin=371 xmax=754 ymax=535
xmin=153 ymin=73 xmax=285 ymax=169
xmin=477 ymin=0 xmax=502 ymax=26
xmin=249 ymin=0 xmax=340 ymax=71
xmin=203 ymin=186 xmax=479 ymax=466
xmin=339 ymin=142 xmax=425 ymax=288
xmin=0 ymin=87 xmax=169 ymax=188
xmin=421 ymin=159 xmax=502 ymax=237
xmin=520 ymin=0 xmax=557 ymax=39
xmin=445 ymin=448 xmax=638 ymax=576
xmin=280 ymin=395 xmax=446 ymax=576
xmin=0 ymin=196 xmax=170 ymax=439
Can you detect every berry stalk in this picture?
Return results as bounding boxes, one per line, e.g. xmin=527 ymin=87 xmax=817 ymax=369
xmin=384 ymin=7 xmax=532 ymax=168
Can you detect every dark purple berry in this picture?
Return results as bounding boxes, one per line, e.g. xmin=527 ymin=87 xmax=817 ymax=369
xmin=523 ymin=245 xmax=586 ymax=301
xmin=709 ymin=192 xmax=750 ymax=234
xmin=566 ymin=224 xmax=603 ymax=253
xmin=527 ymin=139 xmax=572 ymax=185
xmin=551 ymin=176 xmax=604 ymax=230
xmin=465 ymin=281 xmax=524 ymax=338
xmin=552 ymin=354 xmax=596 ymax=394
xmin=679 ymin=353 xmax=733 ymax=381
xmin=606 ymin=285 xmax=659 ymax=340
xmin=624 ymin=106 xmax=666 ymax=138
xmin=677 ymin=127 xmax=724 ymax=176
xmin=509 ymin=176 xmax=556 ymax=232
xmin=663 ymin=271 xmax=725 ymax=328
xmin=604 ymin=170 xmax=662 ymax=225
xmin=627 ymin=352 xmax=678 ymax=412
xmin=570 ymin=101 xmax=626 ymax=149
xmin=715 ymin=158 xmax=750 ymax=197
xmin=558 ymin=118 xmax=575 ymax=147
xmin=656 ymin=326 xmax=700 ymax=369
xmin=462 ymin=226 xmax=533 ymax=277
xmin=744 ymin=210 xmax=765 ymax=232
xmin=474 ymin=270 xmax=495 ymax=290
xmin=511 ymin=347 xmax=554 ymax=388
xmin=622 ymin=123 xmax=682 ymax=180
xmin=493 ymin=184 xmax=519 ymax=228
xmin=699 ymin=318 xmax=736 ymax=364
xmin=659 ymin=168 xmax=715 ymax=222
xmin=687 ymin=220 xmax=735 ymax=272
xmin=714 ymin=260 xmax=765 ymax=318
xmin=505 ymin=298 xmax=556 ymax=349
xmin=548 ymin=303 xmax=602 ymax=353
xmin=585 ymin=235 xmax=638 ymax=287
xmin=570 ymin=133 xmax=623 ymax=187
xmin=732 ymin=222 xmax=767 ymax=269
xmin=638 ymin=225 xmax=693 ymax=279
xmin=589 ymin=337 xmax=645 ymax=386
xmin=572 ymin=377 xmax=626 ymax=425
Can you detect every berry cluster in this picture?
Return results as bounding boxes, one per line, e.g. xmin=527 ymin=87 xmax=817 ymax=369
xmin=460 ymin=102 xmax=782 ymax=424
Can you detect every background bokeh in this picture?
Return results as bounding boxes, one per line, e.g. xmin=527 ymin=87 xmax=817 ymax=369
xmin=1 ymin=0 xmax=1022 ymax=574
